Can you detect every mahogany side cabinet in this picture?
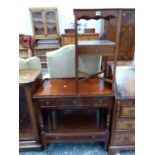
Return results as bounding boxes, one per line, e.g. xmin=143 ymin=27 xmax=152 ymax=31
xmin=33 ymin=78 xmax=114 ymax=150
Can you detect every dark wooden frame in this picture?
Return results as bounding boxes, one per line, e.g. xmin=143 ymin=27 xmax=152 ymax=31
xmin=19 ymin=71 xmax=42 ymax=151
xmin=73 ymin=9 xmax=122 ymax=94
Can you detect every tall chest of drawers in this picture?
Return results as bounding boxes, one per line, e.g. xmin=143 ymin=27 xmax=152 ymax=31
xmin=108 ymin=66 xmax=135 ymax=155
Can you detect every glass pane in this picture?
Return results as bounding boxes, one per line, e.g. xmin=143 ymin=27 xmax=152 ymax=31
xmin=45 ymin=11 xmax=57 ymax=34
xmin=32 ymin=12 xmax=44 ymax=35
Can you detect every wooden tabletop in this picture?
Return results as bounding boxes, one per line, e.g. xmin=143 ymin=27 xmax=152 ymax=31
xmin=34 ymin=78 xmax=113 ymax=97
xmin=19 ymin=70 xmax=41 ymax=84
xmin=115 ymin=66 xmax=135 ymax=99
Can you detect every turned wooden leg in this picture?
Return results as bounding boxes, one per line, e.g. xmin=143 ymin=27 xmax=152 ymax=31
xmin=43 ymin=143 xmax=48 ymax=150
xmin=108 ymin=148 xmax=117 ymax=155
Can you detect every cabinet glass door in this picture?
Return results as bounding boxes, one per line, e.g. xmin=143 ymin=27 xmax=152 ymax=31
xmin=32 ymin=12 xmax=44 ymax=35
xmin=45 ymin=11 xmax=57 ymax=34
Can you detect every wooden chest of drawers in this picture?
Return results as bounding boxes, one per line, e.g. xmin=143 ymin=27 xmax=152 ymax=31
xmin=109 ymin=66 xmax=135 ymax=155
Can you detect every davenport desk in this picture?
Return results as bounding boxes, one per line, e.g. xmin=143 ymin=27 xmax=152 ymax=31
xmin=108 ymin=66 xmax=135 ymax=155
xmin=33 ymin=78 xmax=114 ymax=150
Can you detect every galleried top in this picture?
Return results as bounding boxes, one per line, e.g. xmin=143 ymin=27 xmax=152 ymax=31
xmin=74 ymin=9 xmax=117 ymax=20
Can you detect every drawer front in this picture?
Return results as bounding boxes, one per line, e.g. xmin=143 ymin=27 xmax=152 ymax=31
xmin=117 ymin=107 xmax=135 ymax=117
xmin=89 ymin=35 xmax=99 ymax=40
xmin=117 ymin=100 xmax=135 ymax=108
xmin=38 ymin=97 xmax=113 ymax=108
xmin=78 ymin=46 xmax=115 ymax=56
xmin=38 ymin=56 xmax=46 ymax=62
xmin=63 ymin=37 xmax=75 ymax=44
xmin=43 ymin=133 xmax=106 ymax=143
xmin=115 ymin=118 xmax=135 ymax=130
xmin=35 ymin=50 xmax=47 ymax=56
xmin=112 ymin=131 xmax=135 ymax=145
xmin=92 ymin=97 xmax=113 ymax=108
xmin=120 ymin=106 xmax=135 ymax=117
xmin=117 ymin=100 xmax=135 ymax=117
xmin=39 ymin=98 xmax=80 ymax=108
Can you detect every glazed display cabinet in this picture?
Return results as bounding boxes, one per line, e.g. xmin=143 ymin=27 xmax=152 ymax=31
xmin=29 ymin=7 xmax=59 ymax=39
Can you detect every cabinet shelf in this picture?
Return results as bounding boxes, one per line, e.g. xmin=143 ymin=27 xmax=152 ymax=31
xmin=41 ymin=109 xmax=108 ymax=143
xmin=43 ymin=109 xmax=106 ymax=133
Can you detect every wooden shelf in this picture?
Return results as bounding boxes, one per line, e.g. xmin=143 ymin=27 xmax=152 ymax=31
xmin=44 ymin=109 xmax=106 ymax=133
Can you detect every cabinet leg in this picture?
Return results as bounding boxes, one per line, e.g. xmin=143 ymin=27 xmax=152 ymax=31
xmin=108 ymin=149 xmax=117 ymax=155
xmin=43 ymin=144 xmax=48 ymax=150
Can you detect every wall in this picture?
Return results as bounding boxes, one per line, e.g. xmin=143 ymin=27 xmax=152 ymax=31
xmin=19 ymin=0 xmax=116 ymax=36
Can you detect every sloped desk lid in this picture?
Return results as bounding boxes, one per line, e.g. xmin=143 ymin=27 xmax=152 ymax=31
xmin=115 ymin=66 xmax=135 ymax=99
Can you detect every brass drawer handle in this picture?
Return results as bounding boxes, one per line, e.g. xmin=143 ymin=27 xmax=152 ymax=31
xmin=56 ymin=136 xmax=59 ymax=140
xmin=98 ymin=99 xmax=102 ymax=104
xmin=72 ymin=100 xmax=77 ymax=105
xmin=46 ymin=101 xmax=50 ymax=105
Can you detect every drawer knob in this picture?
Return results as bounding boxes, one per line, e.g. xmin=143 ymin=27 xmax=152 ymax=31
xmin=98 ymin=99 xmax=102 ymax=103
xmin=92 ymin=136 xmax=96 ymax=139
xmin=73 ymin=100 xmax=77 ymax=104
xmin=56 ymin=136 xmax=59 ymax=140
xmin=46 ymin=101 xmax=50 ymax=105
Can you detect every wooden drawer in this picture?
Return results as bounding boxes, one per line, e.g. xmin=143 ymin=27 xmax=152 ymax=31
xmin=62 ymin=36 xmax=75 ymax=44
xmin=117 ymin=100 xmax=135 ymax=107
xmin=117 ymin=100 xmax=135 ymax=117
xmin=78 ymin=45 xmax=115 ymax=56
xmin=38 ymin=56 xmax=46 ymax=62
xmin=112 ymin=131 xmax=135 ymax=145
xmin=89 ymin=35 xmax=99 ymax=40
xmin=38 ymin=97 xmax=113 ymax=108
xmin=92 ymin=97 xmax=113 ymax=108
xmin=120 ymin=106 xmax=135 ymax=117
xmin=43 ymin=132 xmax=107 ymax=143
xmin=115 ymin=118 xmax=135 ymax=130
xmin=35 ymin=50 xmax=47 ymax=56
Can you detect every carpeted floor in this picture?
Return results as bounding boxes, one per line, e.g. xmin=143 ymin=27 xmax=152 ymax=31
xmin=20 ymin=142 xmax=135 ymax=155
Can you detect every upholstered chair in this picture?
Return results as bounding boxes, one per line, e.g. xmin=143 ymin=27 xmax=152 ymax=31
xmin=46 ymin=44 xmax=102 ymax=78
xmin=19 ymin=56 xmax=42 ymax=71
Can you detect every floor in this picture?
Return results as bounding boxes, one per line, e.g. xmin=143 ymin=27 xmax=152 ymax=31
xmin=20 ymin=142 xmax=135 ymax=155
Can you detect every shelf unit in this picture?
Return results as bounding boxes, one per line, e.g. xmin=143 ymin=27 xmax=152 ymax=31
xmin=34 ymin=44 xmax=60 ymax=68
